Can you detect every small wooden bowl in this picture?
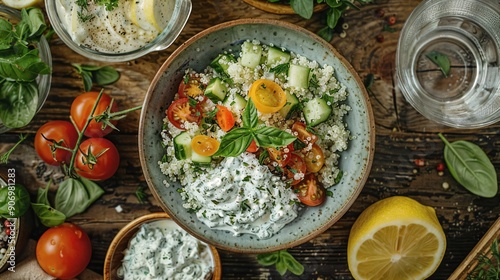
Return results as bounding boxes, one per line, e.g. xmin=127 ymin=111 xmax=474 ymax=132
xmin=103 ymin=213 xmax=222 ymax=280
xmin=242 ymin=0 xmax=327 ymax=15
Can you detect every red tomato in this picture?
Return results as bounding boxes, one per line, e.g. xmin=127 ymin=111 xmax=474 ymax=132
xmin=246 ymin=140 xmax=259 ymax=153
xmin=266 ymin=146 xmax=291 ymax=167
xmin=303 ymin=144 xmax=326 ymax=173
xmin=36 ymin=223 xmax=92 ymax=279
xmin=71 ymin=91 xmax=119 ymax=138
xmin=34 ymin=121 xmax=79 ymax=166
xmin=74 ymin=138 xmax=120 ymax=181
xmin=292 ymin=121 xmax=318 ymax=145
xmin=216 ymin=105 xmax=235 ymax=132
xmin=166 ymin=98 xmax=202 ymax=130
xmin=293 ymin=173 xmax=326 ymax=206
xmin=285 ymin=153 xmax=307 ymax=185
xmin=178 ymin=75 xmax=205 ymax=100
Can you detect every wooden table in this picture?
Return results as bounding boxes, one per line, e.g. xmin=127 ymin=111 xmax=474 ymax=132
xmin=1 ymin=0 xmax=499 ymax=279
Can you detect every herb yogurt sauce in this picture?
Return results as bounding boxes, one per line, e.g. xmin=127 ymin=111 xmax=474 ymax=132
xmin=117 ymin=220 xmax=213 ymax=280
xmin=56 ymin=0 xmax=174 ymax=53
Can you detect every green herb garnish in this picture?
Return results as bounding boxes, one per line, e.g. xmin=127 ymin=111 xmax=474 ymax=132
xmin=467 ymin=239 xmax=500 ymax=280
xmin=0 ymin=133 xmax=28 ymax=164
xmin=257 ymin=250 xmax=304 ymax=276
xmin=72 ymin=63 xmax=120 ymax=92
xmin=213 ymin=99 xmax=296 ymax=157
xmin=426 ymin=51 xmax=451 ymax=77
xmin=135 ymin=186 xmax=147 ymax=204
xmin=438 ymin=133 xmax=498 ymax=198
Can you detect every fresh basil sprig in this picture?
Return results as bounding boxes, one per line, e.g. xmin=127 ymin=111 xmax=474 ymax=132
xmin=54 ymin=177 xmax=105 ymax=218
xmin=213 ymin=99 xmax=296 ymax=157
xmin=257 ymin=250 xmax=305 ymax=276
xmin=72 ymin=63 xmax=120 ymax=92
xmin=438 ymin=133 xmax=498 ymax=198
xmin=31 ymin=180 xmax=66 ymax=227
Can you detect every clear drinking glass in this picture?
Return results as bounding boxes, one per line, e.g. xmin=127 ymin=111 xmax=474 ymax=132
xmin=396 ymin=0 xmax=500 ymax=128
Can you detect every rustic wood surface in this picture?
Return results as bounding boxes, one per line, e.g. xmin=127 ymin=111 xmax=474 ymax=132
xmin=1 ymin=0 xmax=499 ymax=279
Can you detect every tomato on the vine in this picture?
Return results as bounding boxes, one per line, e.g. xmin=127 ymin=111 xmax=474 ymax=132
xmin=36 ymin=223 xmax=92 ymax=279
xmin=75 ymin=138 xmax=120 ymax=181
xmin=178 ymin=75 xmax=205 ymax=100
xmin=284 ymin=153 xmax=307 ymax=185
xmin=293 ymin=173 xmax=326 ymax=206
xmin=216 ymin=105 xmax=235 ymax=132
xmin=166 ymin=98 xmax=202 ymax=130
xmin=34 ymin=120 xmax=79 ymax=166
xmin=303 ymin=144 xmax=325 ymax=173
xmin=71 ymin=91 xmax=119 ymax=138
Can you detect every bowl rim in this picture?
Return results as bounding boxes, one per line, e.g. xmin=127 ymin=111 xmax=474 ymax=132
xmin=138 ymin=18 xmax=375 ymax=253
xmin=103 ymin=212 xmax=222 ymax=280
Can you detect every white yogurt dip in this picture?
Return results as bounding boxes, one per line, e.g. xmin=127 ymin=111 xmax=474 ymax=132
xmin=56 ymin=0 xmax=175 ymax=53
xmin=117 ymin=220 xmax=213 ymax=280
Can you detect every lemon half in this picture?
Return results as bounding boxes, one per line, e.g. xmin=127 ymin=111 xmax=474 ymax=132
xmin=347 ymin=196 xmax=446 ymax=280
xmin=2 ymin=0 xmax=42 ymax=9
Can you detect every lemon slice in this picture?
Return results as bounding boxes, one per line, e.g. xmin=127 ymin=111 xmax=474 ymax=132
xmin=2 ymin=0 xmax=42 ymax=9
xmin=127 ymin=0 xmax=173 ymax=33
xmin=347 ymin=196 xmax=446 ymax=280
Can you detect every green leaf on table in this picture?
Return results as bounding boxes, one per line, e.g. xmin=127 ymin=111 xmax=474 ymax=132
xmin=93 ymin=65 xmax=120 ymax=85
xmin=438 ymin=133 xmax=498 ymax=197
xmin=256 ymin=250 xmax=304 ymax=276
xmin=36 ymin=181 xmax=51 ymax=206
xmin=290 ymin=0 xmax=314 ymax=19
xmin=280 ymin=250 xmax=305 ymax=275
xmin=31 ymin=203 xmax=66 ymax=227
xmin=72 ymin=63 xmax=120 ymax=91
xmin=0 ymin=80 xmax=39 ymax=128
xmin=326 ymin=6 xmax=342 ymax=29
xmin=426 ymin=51 xmax=450 ymax=77
xmin=55 ymin=177 xmax=105 ymax=218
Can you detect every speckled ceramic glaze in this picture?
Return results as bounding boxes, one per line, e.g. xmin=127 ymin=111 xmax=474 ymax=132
xmin=138 ymin=19 xmax=375 ymax=253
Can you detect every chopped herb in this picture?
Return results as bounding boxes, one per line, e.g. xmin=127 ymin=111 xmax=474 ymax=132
xmin=270 ymin=63 xmax=290 ymax=75
xmin=426 ymin=51 xmax=451 ymax=77
xmin=467 ymin=239 xmax=500 ymax=280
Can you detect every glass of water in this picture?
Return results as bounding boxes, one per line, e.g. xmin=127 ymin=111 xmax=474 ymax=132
xmin=396 ymin=0 xmax=500 ymax=128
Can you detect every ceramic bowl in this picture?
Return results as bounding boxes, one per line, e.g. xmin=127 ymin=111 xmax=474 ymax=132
xmin=104 ymin=213 xmax=221 ymax=280
xmin=0 ymin=5 xmax=52 ymax=134
xmin=138 ymin=18 xmax=375 ymax=253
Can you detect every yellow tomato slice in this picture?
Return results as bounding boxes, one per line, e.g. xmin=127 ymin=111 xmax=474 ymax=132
xmin=191 ymin=135 xmax=220 ymax=156
xmin=248 ymin=79 xmax=287 ymax=113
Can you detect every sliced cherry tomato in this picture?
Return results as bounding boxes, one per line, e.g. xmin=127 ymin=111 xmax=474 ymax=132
xmin=75 ymin=138 xmax=120 ymax=181
xmin=36 ymin=223 xmax=92 ymax=279
xmin=285 ymin=153 xmax=307 ymax=185
xmin=248 ymin=79 xmax=287 ymax=113
xmin=191 ymin=135 xmax=220 ymax=156
xmin=246 ymin=140 xmax=259 ymax=153
xmin=293 ymin=173 xmax=326 ymax=206
xmin=34 ymin=121 xmax=79 ymax=166
xmin=303 ymin=143 xmax=326 ymax=173
xmin=216 ymin=105 xmax=235 ymax=132
xmin=178 ymin=75 xmax=205 ymax=100
xmin=71 ymin=91 xmax=119 ymax=138
xmin=266 ymin=146 xmax=291 ymax=167
xmin=292 ymin=121 xmax=318 ymax=145
xmin=166 ymin=98 xmax=202 ymax=130
xmin=5 ymin=228 xmax=11 ymax=236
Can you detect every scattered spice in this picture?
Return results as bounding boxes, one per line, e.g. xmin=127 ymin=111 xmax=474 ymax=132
xmin=436 ymin=162 xmax=445 ymax=172
xmin=386 ymin=15 xmax=396 ymax=25
xmin=375 ymin=8 xmax=385 ymax=17
xmin=375 ymin=34 xmax=384 ymax=42
xmin=414 ymin=158 xmax=425 ymax=167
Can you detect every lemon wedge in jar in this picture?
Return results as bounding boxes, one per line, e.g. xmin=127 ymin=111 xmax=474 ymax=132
xmin=128 ymin=0 xmax=173 ymax=33
xmin=347 ymin=196 xmax=446 ymax=280
xmin=2 ymin=0 xmax=42 ymax=9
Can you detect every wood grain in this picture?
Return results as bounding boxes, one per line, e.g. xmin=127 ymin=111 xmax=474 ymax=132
xmin=1 ymin=0 xmax=499 ymax=279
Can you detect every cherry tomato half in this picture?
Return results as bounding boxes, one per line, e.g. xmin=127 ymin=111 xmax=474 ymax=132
xmin=191 ymin=135 xmax=220 ymax=156
xmin=293 ymin=173 xmax=326 ymax=206
xmin=266 ymin=146 xmax=291 ymax=167
xmin=285 ymin=153 xmax=307 ymax=185
xmin=248 ymin=79 xmax=287 ymax=114
xmin=303 ymin=144 xmax=326 ymax=173
xmin=75 ymin=138 xmax=120 ymax=181
xmin=246 ymin=140 xmax=259 ymax=153
xmin=36 ymin=223 xmax=92 ymax=279
xmin=216 ymin=105 xmax=235 ymax=132
xmin=71 ymin=91 xmax=119 ymax=138
xmin=178 ymin=74 xmax=205 ymax=100
xmin=166 ymin=98 xmax=202 ymax=130
xmin=34 ymin=120 xmax=79 ymax=166
xmin=292 ymin=121 xmax=318 ymax=145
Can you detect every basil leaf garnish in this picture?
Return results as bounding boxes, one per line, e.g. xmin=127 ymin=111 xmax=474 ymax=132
xmin=31 ymin=203 xmax=66 ymax=227
xmin=55 ymin=177 xmax=105 ymax=218
xmin=254 ymin=126 xmax=297 ymax=148
xmin=0 ymin=80 xmax=38 ymax=128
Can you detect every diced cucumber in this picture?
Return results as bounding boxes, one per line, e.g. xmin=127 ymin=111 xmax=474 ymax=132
xmin=240 ymin=41 xmax=262 ymax=68
xmin=173 ymin=132 xmax=192 ymax=160
xmin=266 ymin=46 xmax=291 ymax=66
xmin=302 ymin=97 xmax=332 ymax=126
xmin=191 ymin=150 xmax=211 ymax=164
xmin=288 ymin=64 xmax=310 ymax=89
xmin=204 ymin=78 xmax=228 ymax=102
xmin=209 ymin=53 xmax=236 ymax=75
xmin=222 ymin=93 xmax=247 ymax=113
xmin=279 ymin=91 xmax=300 ymax=119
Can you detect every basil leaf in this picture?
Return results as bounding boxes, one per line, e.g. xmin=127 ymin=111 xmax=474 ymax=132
xmin=0 ymin=184 xmax=31 ymax=218
xmin=94 ymin=66 xmax=120 ymax=86
xmin=290 ymin=0 xmax=314 ymax=19
xmin=0 ymin=19 xmax=13 ymax=50
xmin=31 ymin=203 xmax=66 ymax=227
xmin=25 ymin=8 xmax=47 ymax=39
xmin=242 ymin=98 xmax=258 ymax=129
xmin=81 ymin=70 xmax=93 ymax=92
xmin=256 ymin=252 xmax=279 ymax=266
xmin=0 ymin=48 xmax=49 ymax=81
xmin=36 ymin=181 xmax=51 ymax=206
xmin=326 ymin=6 xmax=343 ymax=29
xmin=275 ymin=258 xmax=288 ymax=276
xmin=0 ymin=80 xmax=38 ymax=128
xmin=214 ymin=127 xmax=253 ymax=157
xmin=426 ymin=51 xmax=450 ymax=77
xmin=55 ymin=177 xmax=105 ymax=218
xmin=439 ymin=133 xmax=498 ymax=197
xmin=280 ymin=250 xmax=305 ymax=276
xmin=253 ymin=126 xmax=296 ymax=148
